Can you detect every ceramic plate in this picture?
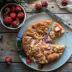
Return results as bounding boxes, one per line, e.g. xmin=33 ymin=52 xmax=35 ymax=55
xmin=16 ymin=13 xmax=72 ymax=71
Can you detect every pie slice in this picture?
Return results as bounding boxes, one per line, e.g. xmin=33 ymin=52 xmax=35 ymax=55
xmin=23 ymin=20 xmax=52 ymax=40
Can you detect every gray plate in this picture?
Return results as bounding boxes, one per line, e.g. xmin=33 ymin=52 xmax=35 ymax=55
xmin=17 ymin=13 xmax=72 ymax=71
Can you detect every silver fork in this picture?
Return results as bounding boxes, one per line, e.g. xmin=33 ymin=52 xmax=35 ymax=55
xmin=43 ymin=8 xmax=72 ymax=30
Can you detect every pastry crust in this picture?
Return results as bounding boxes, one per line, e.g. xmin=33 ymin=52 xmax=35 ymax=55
xmin=22 ymin=20 xmax=65 ymax=65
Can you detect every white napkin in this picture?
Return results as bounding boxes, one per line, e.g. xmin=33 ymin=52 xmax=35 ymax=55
xmin=56 ymin=0 xmax=72 ymax=12
xmin=66 ymin=0 xmax=72 ymax=12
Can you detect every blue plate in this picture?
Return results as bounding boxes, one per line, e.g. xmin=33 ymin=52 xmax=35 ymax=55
xmin=16 ymin=13 xmax=72 ymax=71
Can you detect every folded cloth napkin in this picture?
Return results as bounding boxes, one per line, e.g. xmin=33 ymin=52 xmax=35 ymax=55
xmin=56 ymin=0 xmax=72 ymax=12
xmin=0 ymin=0 xmax=22 ymax=9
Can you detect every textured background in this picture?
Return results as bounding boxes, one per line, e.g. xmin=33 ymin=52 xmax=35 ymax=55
xmin=0 ymin=0 xmax=72 ymax=72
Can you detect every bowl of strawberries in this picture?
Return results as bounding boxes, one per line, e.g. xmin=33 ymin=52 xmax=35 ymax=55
xmin=0 ymin=3 xmax=26 ymax=29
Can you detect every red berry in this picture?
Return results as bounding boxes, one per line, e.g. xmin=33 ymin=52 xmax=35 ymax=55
xmin=11 ymin=6 xmax=16 ymax=12
xmin=26 ymin=57 xmax=31 ymax=64
xmin=10 ymin=12 xmax=16 ymax=19
xmin=16 ymin=6 xmax=22 ymax=12
xmin=42 ymin=1 xmax=48 ymax=7
xmin=35 ymin=3 xmax=42 ymax=11
xmin=5 ymin=56 xmax=12 ymax=64
xmin=11 ymin=21 xmax=18 ymax=27
xmin=4 ymin=16 xmax=12 ymax=24
xmin=62 ymin=0 xmax=68 ymax=6
xmin=17 ymin=12 xmax=24 ymax=19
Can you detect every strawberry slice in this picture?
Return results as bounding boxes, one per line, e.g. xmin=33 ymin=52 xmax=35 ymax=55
xmin=54 ymin=26 xmax=61 ymax=32
xmin=55 ymin=23 xmax=64 ymax=30
xmin=35 ymin=3 xmax=42 ymax=11
xmin=4 ymin=56 xmax=12 ymax=64
xmin=11 ymin=20 xmax=18 ymax=27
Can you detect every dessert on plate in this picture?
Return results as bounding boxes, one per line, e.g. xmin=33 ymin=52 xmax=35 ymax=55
xmin=22 ymin=20 xmax=65 ymax=68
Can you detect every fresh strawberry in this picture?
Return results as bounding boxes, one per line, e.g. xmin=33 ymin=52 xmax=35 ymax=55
xmin=42 ymin=1 xmax=48 ymax=7
xmin=26 ymin=56 xmax=31 ymax=64
xmin=11 ymin=20 xmax=18 ymax=27
xmin=16 ymin=6 xmax=22 ymax=12
xmin=55 ymin=23 xmax=64 ymax=30
xmin=4 ymin=56 xmax=12 ymax=64
xmin=4 ymin=16 xmax=12 ymax=24
xmin=35 ymin=3 xmax=42 ymax=11
xmin=10 ymin=12 xmax=16 ymax=19
xmin=62 ymin=0 xmax=68 ymax=6
xmin=17 ymin=12 xmax=24 ymax=19
xmin=54 ymin=26 xmax=61 ymax=32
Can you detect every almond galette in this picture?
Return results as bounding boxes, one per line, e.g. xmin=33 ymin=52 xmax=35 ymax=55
xmin=22 ymin=20 xmax=65 ymax=68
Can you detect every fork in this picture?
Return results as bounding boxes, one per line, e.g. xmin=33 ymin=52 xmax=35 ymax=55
xmin=43 ymin=8 xmax=72 ymax=30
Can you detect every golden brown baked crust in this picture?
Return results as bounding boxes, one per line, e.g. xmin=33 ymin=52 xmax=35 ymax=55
xmin=22 ymin=20 xmax=65 ymax=65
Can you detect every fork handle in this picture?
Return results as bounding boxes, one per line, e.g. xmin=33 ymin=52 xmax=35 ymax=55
xmin=44 ymin=8 xmax=72 ymax=30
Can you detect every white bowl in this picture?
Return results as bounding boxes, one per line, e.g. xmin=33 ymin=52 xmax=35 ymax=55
xmin=0 ymin=3 xmax=26 ymax=30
